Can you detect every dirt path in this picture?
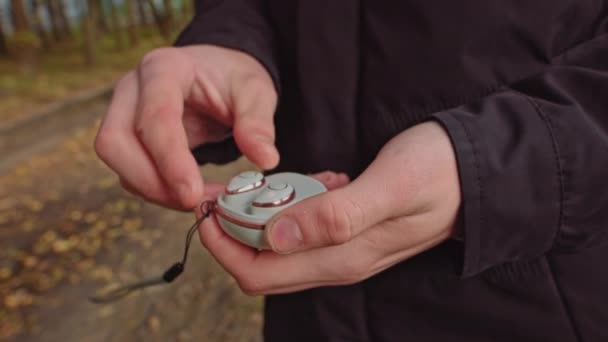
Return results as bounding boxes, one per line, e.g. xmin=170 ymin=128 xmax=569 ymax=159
xmin=0 ymin=99 xmax=263 ymax=341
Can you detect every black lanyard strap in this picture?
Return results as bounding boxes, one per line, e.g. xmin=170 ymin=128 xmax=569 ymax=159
xmin=88 ymin=200 xmax=216 ymax=304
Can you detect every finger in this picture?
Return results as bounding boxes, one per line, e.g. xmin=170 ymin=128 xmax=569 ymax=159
xmin=122 ymin=178 xmax=225 ymax=211
xmin=134 ymin=48 xmax=203 ymax=209
xmin=310 ymin=171 xmax=350 ymax=191
xmin=201 ymin=218 xmax=450 ymax=296
xmin=95 ymin=72 xmax=174 ymax=206
xmin=199 ymin=212 xmax=374 ymax=295
xmin=197 ymin=212 xmax=258 ymax=280
xmin=230 ymin=73 xmax=279 ymax=170
xmin=119 ymin=177 xmax=186 ymax=211
xmin=201 ymin=182 xmax=227 ymax=201
xmin=254 ymin=223 xmax=451 ymax=295
xmin=183 ymin=105 xmax=231 ymax=148
xmin=264 ymin=173 xmax=393 ymax=254
xmin=197 ymin=212 xmax=329 ymax=294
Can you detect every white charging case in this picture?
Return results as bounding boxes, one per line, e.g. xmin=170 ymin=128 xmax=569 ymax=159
xmin=214 ymin=171 xmax=327 ymax=249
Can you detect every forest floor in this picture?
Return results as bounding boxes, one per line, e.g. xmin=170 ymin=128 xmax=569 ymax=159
xmin=0 ymin=93 xmax=263 ymax=341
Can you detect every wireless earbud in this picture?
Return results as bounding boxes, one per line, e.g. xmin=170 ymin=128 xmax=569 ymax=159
xmin=215 ymin=171 xmax=327 ymax=249
xmin=252 ymin=182 xmax=295 ymax=207
xmin=226 ymin=171 xmax=265 ymax=194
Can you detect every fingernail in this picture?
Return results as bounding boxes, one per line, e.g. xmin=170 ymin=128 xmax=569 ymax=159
xmin=269 ymin=216 xmax=303 ymax=253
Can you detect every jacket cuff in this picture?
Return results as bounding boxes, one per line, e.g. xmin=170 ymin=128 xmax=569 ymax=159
xmin=432 ymin=91 xmax=561 ymax=277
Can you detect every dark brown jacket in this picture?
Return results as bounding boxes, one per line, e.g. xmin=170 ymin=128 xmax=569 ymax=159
xmin=177 ymin=1 xmax=608 ymax=341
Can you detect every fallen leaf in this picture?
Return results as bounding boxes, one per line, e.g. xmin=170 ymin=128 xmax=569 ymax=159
xmin=115 ymin=200 xmax=127 ymax=213
xmin=20 ymin=220 xmax=35 ymax=232
xmin=84 ymin=212 xmax=98 ymax=224
xmin=70 ymin=211 xmax=83 ymax=221
xmin=148 ymin=315 xmax=161 ymax=333
xmin=68 ymin=273 xmax=81 ymax=285
xmin=22 ymin=197 xmax=44 ymax=212
xmin=0 ymin=267 xmax=12 ymax=280
xmin=109 ymin=215 xmax=122 ymax=226
xmin=41 ymin=230 xmax=58 ymax=243
xmin=128 ymin=201 xmax=141 ymax=212
xmin=4 ymin=289 xmax=34 ymax=308
xmin=51 ymin=267 xmax=65 ymax=281
xmin=0 ymin=198 xmax=16 ymax=211
xmin=52 ymin=239 xmax=73 ymax=253
xmin=98 ymin=306 xmax=115 ymax=318
xmin=23 ymin=256 xmax=38 ymax=268
xmin=76 ymin=259 xmax=95 ymax=272
xmin=90 ymin=265 xmax=113 ymax=282
xmin=80 ymin=238 xmax=102 ymax=257
xmin=96 ymin=177 xmax=116 ymax=190
xmin=123 ymin=218 xmax=143 ymax=232
xmin=106 ymin=228 xmax=123 ymax=240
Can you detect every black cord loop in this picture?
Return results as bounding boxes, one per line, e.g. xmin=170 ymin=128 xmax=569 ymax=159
xmin=88 ymin=200 xmax=215 ymax=304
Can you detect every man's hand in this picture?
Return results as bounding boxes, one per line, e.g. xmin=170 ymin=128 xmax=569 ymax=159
xmin=198 ymin=122 xmax=461 ymax=295
xmin=94 ymin=45 xmax=278 ymax=210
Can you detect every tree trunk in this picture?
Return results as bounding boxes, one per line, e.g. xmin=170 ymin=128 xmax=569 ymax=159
xmin=162 ymin=0 xmax=174 ymax=32
xmin=146 ymin=0 xmax=171 ymax=41
xmin=45 ymin=0 xmax=61 ymax=41
xmin=11 ymin=0 xmax=38 ymax=72
xmin=31 ymin=0 xmax=50 ymax=49
xmin=11 ymin=0 xmax=31 ymax=31
xmin=56 ymin=0 xmax=72 ymax=38
xmin=95 ymin=0 xmax=108 ymax=32
xmin=83 ymin=0 xmax=98 ymax=66
xmin=126 ymin=0 xmax=139 ymax=46
xmin=108 ymin=0 xmax=125 ymax=50
xmin=137 ymin=0 xmax=150 ymax=25
xmin=0 ymin=11 xmax=8 ymax=56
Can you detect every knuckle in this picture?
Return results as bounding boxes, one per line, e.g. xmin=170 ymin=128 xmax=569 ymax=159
xmin=242 ymin=72 xmax=270 ymax=91
xmin=317 ymin=196 xmax=353 ymax=245
xmin=94 ymin=129 xmax=117 ymax=162
xmin=134 ymin=103 xmax=175 ymax=138
xmin=137 ymin=101 xmax=174 ymax=122
xmin=140 ymin=47 xmax=178 ymax=69
xmin=344 ymin=197 xmax=367 ymax=230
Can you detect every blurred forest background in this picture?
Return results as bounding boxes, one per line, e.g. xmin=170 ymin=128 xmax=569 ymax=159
xmin=0 ymin=0 xmax=195 ymax=122
xmin=0 ymin=1 xmax=262 ymax=341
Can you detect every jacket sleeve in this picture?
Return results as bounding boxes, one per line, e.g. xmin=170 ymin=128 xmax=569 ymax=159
xmin=174 ymin=0 xmax=279 ymax=165
xmin=432 ymin=34 xmax=608 ymax=277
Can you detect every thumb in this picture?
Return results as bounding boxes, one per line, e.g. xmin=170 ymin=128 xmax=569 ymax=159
xmin=264 ymin=178 xmax=392 ymax=254
xmin=231 ymin=72 xmax=279 ymax=170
